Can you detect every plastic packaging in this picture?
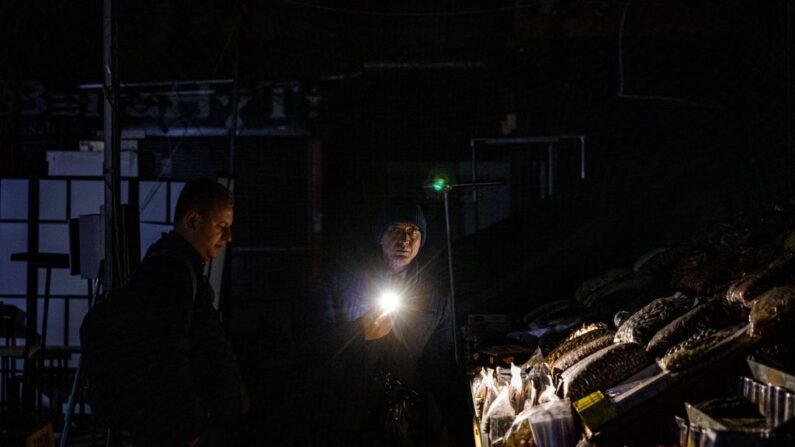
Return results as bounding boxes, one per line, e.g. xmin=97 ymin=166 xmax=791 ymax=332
xmin=476 ymin=369 xmax=499 ymax=422
xmin=529 ymin=398 xmax=577 ymax=447
xmin=504 ymin=405 xmax=536 ymax=447
xmin=484 ymin=387 xmax=517 ymax=445
xmin=509 ymin=363 xmax=527 ymax=413
xmin=749 ymin=286 xmax=795 ymax=337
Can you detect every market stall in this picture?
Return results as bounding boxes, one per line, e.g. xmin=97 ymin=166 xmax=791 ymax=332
xmin=467 ymin=202 xmax=795 ymax=446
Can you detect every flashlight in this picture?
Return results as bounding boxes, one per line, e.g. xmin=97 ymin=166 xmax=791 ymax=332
xmin=378 ymin=290 xmax=401 ymax=314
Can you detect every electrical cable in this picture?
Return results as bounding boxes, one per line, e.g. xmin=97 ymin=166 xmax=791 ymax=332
xmin=273 ymin=0 xmax=542 ymax=17
xmin=138 ymin=11 xmax=242 ymax=215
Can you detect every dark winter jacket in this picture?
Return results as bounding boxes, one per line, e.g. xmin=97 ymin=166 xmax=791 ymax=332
xmin=312 ymin=254 xmax=473 ymax=446
xmin=124 ymin=231 xmax=245 ymax=445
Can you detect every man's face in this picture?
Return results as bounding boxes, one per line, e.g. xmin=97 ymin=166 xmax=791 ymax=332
xmin=183 ymin=204 xmax=234 ymax=261
xmin=380 ymin=222 xmax=421 ymax=273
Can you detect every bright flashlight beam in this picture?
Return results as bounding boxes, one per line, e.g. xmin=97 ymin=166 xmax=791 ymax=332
xmin=379 ymin=290 xmax=401 ymax=314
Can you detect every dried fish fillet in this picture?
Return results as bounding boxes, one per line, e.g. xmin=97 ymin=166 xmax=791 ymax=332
xmin=657 ymin=326 xmax=742 ymax=372
xmin=560 ymin=342 xmax=648 ymax=402
xmin=552 ymin=333 xmax=615 ymax=373
xmin=614 ymin=293 xmax=692 ymax=345
xmin=725 ymin=253 xmax=795 ymax=308
xmin=785 ymin=229 xmax=795 ymax=252
xmin=574 ymin=269 xmax=631 ymax=302
xmin=580 ymin=275 xmax=656 ymax=309
xmin=634 ymin=246 xmax=693 ymax=276
xmin=545 ymin=328 xmax=614 ymax=366
xmin=646 ymin=301 xmax=738 ymax=356
xmin=522 ymin=300 xmax=582 ymax=326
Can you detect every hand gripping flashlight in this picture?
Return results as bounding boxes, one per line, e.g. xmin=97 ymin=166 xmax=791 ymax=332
xmin=378 ymin=290 xmax=401 ymax=315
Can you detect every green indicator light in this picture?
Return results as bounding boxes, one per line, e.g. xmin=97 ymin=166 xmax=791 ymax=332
xmin=432 ymin=177 xmax=447 ymax=192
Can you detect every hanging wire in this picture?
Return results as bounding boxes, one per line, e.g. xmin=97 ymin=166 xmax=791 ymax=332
xmin=138 ymin=11 xmax=242 ymax=216
xmin=273 ymin=0 xmax=542 ymax=17
xmin=274 ymin=0 xmax=686 ymax=17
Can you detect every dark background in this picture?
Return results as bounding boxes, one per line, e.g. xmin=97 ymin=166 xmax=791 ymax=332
xmin=1 ymin=0 xmax=793 ymax=441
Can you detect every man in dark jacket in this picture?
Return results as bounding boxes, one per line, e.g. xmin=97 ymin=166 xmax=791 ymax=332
xmin=124 ymin=178 xmax=247 ymax=446
xmin=313 ymin=200 xmax=473 ymax=446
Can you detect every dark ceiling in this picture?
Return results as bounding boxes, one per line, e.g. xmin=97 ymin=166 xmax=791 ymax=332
xmin=1 ymin=0 xmax=783 ymax=84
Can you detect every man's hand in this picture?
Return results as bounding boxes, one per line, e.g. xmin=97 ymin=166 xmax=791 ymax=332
xmin=362 ymin=311 xmax=394 ymax=341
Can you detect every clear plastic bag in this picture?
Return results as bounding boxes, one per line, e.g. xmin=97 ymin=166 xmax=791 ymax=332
xmin=749 ymin=286 xmax=795 ymax=337
xmin=484 ymin=387 xmax=517 ymax=445
xmin=529 ymin=398 xmax=577 ymax=447
xmin=475 ymin=368 xmax=498 ymax=422
xmin=509 ymin=363 xmax=528 ymax=413
xmin=504 ymin=404 xmax=536 ymax=447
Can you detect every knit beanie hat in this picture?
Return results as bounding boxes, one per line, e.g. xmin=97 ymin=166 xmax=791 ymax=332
xmin=375 ymin=200 xmax=427 ymax=247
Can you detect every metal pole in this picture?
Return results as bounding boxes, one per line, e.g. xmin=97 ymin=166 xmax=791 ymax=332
xmin=22 ymin=179 xmax=39 ymax=411
xmin=228 ymin=8 xmax=241 ymax=174
xmin=547 ymin=142 xmax=554 ymax=197
xmin=443 ymin=190 xmax=460 ymax=366
xmin=103 ymin=0 xmax=121 ymax=290
xmin=787 ymin=0 xmax=792 ymax=190
xmin=470 ymin=138 xmax=477 ymax=202
xmin=41 ymin=268 xmax=51 ymax=350
xmin=580 ymin=136 xmax=586 ymax=179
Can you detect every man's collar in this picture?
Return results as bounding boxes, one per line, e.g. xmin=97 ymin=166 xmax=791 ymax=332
xmin=160 ymin=231 xmax=206 ymax=269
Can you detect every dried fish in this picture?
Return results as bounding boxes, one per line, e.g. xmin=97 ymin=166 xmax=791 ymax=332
xmin=580 ymin=275 xmax=657 ymax=309
xmin=672 ymin=255 xmax=743 ymax=295
xmin=552 ymin=333 xmax=615 ymax=373
xmin=560 ymin=342 xmax=648 ymax=402
xmin=785 ymin=228 xmax=795 ymax=252
xmin=545 ymin=328 xmax=614 ymax=367
xmin=646 ymin=301 xmax=738 ymax=356
xmin=657 ymin=326 xmax=741 ymax=372
xmin=633 ymin=246 xmax=694 ymax=277
xmin=725 ymin=253 xmax=795 ymax=308
xmin=614 ymin=293 xmax=692 ymax=345
xmin=633 ymin=248 xmax=667 ymax=274
xmin=564 ymin=322 xmax=607 ymax=341
xmin=749 ymin=286 xmax=795 ymax=337
xmin=669 ymin=252 xmax=709 ymax=289
xmin=522 ymin=300 xmax=582 ymax=326
xmin=574 ymin=269 xmax=632 ymax=303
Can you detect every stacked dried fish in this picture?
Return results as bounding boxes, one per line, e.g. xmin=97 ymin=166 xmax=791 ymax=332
xmin=633 ymin=246 xmax=694 ymax=277
xmin=578 ymin=275 xmax=657 ymax=309
xmin=748 ymin=286 xmax=795 ymax=337
xmin=691 ymin=221 xmax=742 ymax=250
xmin=657 ymin=326 xmax=742 ymax=372
xmin=522 ymin=300 xmax=582 ymax=326
xmin=614 ymin=293 xmax=692 ymax=345
xmin=560 ymin=342 xmax=648 ymax=402
xmin=646 ymin=300 xmax=738 ymax=357
xmin=785 ymin=228 xmax=795 ymax=252
xmin=539 ymin=322 xmax=604 ymax=358
xmin=545 ymin=327 xmax=612 ymax=366
xmin=725 ymin=253 xmax=795 ymax=308
xmin=669 ymin=251 xmax=709 ymax=290
xmin=574 ymin=269 xmax=631 ymax=302
xmin=551 ymin=330 xmax=615 ymax=373
xmin=672 ymin=250 xmax=757 ymax=295
xmin=742 ymin=228 xmax=788 ymax=267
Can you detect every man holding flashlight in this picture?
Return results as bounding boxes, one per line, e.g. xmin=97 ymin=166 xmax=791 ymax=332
xmin=311 ymin=199 xmax=472 ymax=446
